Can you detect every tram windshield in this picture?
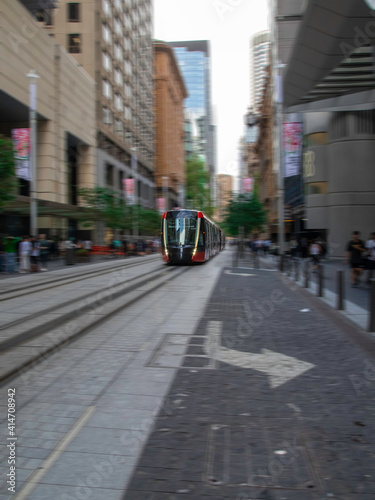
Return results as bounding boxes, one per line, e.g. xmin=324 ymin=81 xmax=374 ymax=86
xmin=165 ymin=217 xmax=198 ymax=246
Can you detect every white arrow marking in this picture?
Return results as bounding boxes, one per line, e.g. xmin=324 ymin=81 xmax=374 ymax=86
xmin=225 ymin=270 xmax=255 ymax=277
xmin=204 ymin=321 xmax=315 ymax=388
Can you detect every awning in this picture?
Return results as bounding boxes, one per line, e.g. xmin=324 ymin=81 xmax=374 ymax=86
xmin=284 ymin=0 xmax=375 ymax=111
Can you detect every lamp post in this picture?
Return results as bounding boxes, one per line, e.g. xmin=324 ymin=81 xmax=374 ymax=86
xmin=27 ymin=70 xmax=39 ymax=236
xmin=131 ymin=148 xmax=138 ymax=238
xmin=275 ymin=63 xmax=286 ymax=261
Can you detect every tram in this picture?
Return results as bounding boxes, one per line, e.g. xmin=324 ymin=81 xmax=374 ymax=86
xmin=161 ymin=209 xmax=225 ymax=264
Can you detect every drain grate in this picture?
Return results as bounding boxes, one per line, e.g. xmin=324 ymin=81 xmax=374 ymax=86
xmin=205 ymin=424 xmax=320 ymax=491
xmin=147 ymin=334 xmax=215 ymax=369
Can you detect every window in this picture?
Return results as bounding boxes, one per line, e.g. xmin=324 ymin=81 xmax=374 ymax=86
xmin=102 ymin=51 xmax=112 ymax=72
xmin=102 ymin=0 xmax=111 ymax=18
xmin=114 ymin=68 xmax=123 ymax=86
xmin=68 ymin=34 xmax=82 ymax=53
xmin=306 ymin=182 xmax=328 ymax=195
xmin=102 ymin=79 xmax=112 ymax=99
xmin=106 ymin=164 xmax=114 ymax=186
xmin=102 ymin=107 xmax=112 ymax=125
xmin=114 ymin=43 xmax=122 ymax=61
xmin=115 ymin=120 xmax=123 ymax=136
xmin=67 ymin=3 xmax=80 ymax=22
xmin=102 ymin=23 xmax=111 ymax=45
xmin=114 ymin=94 xmax=123 ymax=112
xmin=124 ymin=106 xmax=131 ymax=121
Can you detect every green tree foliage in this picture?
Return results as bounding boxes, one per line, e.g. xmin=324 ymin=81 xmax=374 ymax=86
xmin=78 ymin=186 xmax=161 ymax=236
xmin=0 ymin=135 xmax=18 ymax=211
xmin=137 ymin=207 xmax=162 ymax=236
xmin=222 ymin=191 xmax=266 ymax=237
xmin=186 ymin=154 xmax=214 ymax=217
xmin=77 ymin=186 xmax=131 ymax=231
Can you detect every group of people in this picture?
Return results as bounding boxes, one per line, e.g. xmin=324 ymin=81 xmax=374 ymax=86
xmin=0 ymin=234 xmax=51 ymax=273
xmin=346 ymin=231 xmax=375 ymax=287
xmin=109 ymin=238 xmax=160 ymax=257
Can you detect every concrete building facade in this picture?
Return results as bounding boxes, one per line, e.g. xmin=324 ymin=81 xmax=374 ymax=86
xmin=0 ymin=0 xmax=96 ymax=238
xmin=281 ymin=0 xmax=375 ymax=255
xmin=47 ymin=0 xmax=155 ymax=218
xmin=154 ymin=41 xmax=188 ymax=211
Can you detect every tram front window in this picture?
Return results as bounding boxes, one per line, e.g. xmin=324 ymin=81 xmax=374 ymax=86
xmin=165 ymin=218 xmax=197 ymax=246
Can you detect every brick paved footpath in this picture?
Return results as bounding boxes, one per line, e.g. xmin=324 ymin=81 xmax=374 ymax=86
xmin=123 ymin=266 xmax=375 ymax=500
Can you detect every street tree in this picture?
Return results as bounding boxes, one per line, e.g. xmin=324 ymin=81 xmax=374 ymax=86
xmin=222 ymin=190 xmax=266 ymax=237
xmin=186 ymin=154 xmax=214 ymax=217
xmin=77 ymin=186 xmax=131 ymax=232
xmin=0 ymin=135 xmax=18 ymax=211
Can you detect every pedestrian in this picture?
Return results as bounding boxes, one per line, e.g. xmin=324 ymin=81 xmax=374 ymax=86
xmin=18 ymin=236 xmax=32 ymax=273
xmin=345 ymin=231 xmax=366 ymax=287
xmin=309 ymin=239 xmax=321 ymax=272
xmin=84 ymin=239 xmax=92 ymax=253
xmin=2 ymin=236 xmax=19 ymax=273
xmin=30 ymin=236 xmax=40 ymax=272
xmin=38 ymin=234 xmax=50 ymax=271
xmin=365 ymin=232 xmax=375 ymax=283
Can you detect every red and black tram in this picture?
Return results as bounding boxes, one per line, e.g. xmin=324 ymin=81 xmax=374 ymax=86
xmin=161 ymin=209 xmax=225 ymax=264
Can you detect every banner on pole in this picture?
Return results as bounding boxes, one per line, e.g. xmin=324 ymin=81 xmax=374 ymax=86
xmin=242 ymin=177 xmax=254 ymax=194
xmin=123 ymin=178 xmax=135 ymax=205
xmin=283 ymin=122 xmax=303 ymax=177
xmin=12 ymin=128 xmax=31 ymax=181
xmin=156 ymin=197 xmax=165 ymax=214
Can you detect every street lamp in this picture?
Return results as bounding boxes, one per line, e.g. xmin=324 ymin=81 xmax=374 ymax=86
xmin=275 ymin=62 xmax=286 ymax=261
xmin=27 ymin=69 xmax=39 ymax=236
xmin=131 ymin=148 xmax=138 ymax=237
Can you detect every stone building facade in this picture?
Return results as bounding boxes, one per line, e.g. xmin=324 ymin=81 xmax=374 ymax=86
xmin=154 ymin=41 xmax=187 ymax=211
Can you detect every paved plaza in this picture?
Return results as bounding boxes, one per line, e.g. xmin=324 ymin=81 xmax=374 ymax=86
xmin=0 ymin=249 xmax=375 ymax=499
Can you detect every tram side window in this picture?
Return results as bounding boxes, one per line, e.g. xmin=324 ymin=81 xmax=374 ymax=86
xmin=198 ymin=220 xmax=205 ymax=246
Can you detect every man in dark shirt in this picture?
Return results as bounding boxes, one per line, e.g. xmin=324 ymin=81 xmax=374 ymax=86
xmin=345 ymin=231 xmax=366 ymax=287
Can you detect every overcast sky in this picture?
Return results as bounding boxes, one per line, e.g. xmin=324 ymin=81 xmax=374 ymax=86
xmin=153 ymin=0 xmax=269 ymax=180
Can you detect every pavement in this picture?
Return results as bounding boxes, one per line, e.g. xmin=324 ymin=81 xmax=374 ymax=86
xmin=1 ymin=248 xmax=375 ymax=499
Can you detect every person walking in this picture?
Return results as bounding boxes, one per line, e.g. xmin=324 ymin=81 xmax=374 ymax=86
xmin=30 ymin=236 xmax=40 ymax=272
xmin=345 ymin=231 xmax=366 ymax=287
xmin=38 ymin=234 xmax=50 ymax=271
xmin=19 ymin=236 xmax=32 ymax=273
xmin=309 ymin=239 xmax=322 ymax=273
xmin=365 ymin=232 xmax=375 ymax=283
xmin=3 ymin=236 xmax=19 ymax=273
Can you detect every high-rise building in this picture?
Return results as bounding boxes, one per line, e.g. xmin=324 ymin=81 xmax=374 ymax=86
xmin=250 ymin=31 xmax=270 ymax=113
xmin=168 ymin=40 xmax=216 ymax=197
xmin=43 ymin=0 xmax=155 ymax=219
xmin=0 ymin=0 xmax=96 ymax=239
xmin=154 ymin=41 xmax=188 ymax=211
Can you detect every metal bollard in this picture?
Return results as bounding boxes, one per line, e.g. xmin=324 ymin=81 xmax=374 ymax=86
xmin=318 ymin=264 xmax=324 ymax=297
xmin=368 ymin=279 xmax=375 ymax=332
xmin=280 ymin=254 xmax=284 ymax=273
xmin=336 ymin=269 xmax=344 ymax=310
xmin=304 ymin=261 xmax=309 ymax=288
xmin=295 ymin=259 xmax=300 ymax=282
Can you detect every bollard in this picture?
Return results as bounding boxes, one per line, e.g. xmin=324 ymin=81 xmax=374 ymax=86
xmin=304 ymin=261 xmax=309 ymax=288
xmin=318 ymin=264 xmax=324 ymax=297
xmin=280 ymin=254 xmax=284 ymax=273
xmin=368 ymin=279 xmax=375 ymax=332
xmin=233 ymin=248 xmax=238 ymax=268
xmin=336 ymin=269 xmax=344 ymax=310
xmin=295 ymin=258 xmax=300 ymax=282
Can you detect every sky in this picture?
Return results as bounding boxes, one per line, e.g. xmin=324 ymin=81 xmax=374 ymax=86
xmin=153 ymin=0 xmax=269 ymax=180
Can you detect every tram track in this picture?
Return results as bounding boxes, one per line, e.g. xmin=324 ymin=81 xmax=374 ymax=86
xmin=0 ymin=254 xmax=159 ymax=301
xmin=0 ymin=262 xmax=190 ymax=385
